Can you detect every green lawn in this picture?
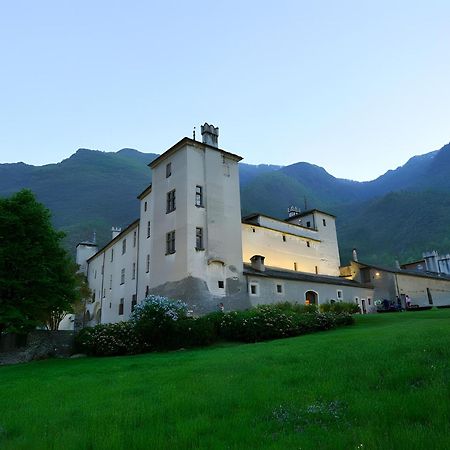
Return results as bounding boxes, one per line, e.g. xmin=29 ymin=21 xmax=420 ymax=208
xmin=1 ymin=310 xmax=450 ymax=450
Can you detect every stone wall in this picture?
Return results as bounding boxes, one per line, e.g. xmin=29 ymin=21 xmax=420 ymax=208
xmin=0 ymin=330 xmax=75 ymax=365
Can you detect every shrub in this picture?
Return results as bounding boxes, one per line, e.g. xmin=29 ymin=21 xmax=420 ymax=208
xmin=270 ymin=301 xmax=318 ymax=315
xmin=74 ymin=322 xmax=141 ymax=356
xmin=130 ymin=295 xmax=188 ymax=350
xmin=319 ymin=301 xmax=360 ymax=314
xmin=216 ymin=305 xmax=348 ymax=343
xmin=175 ymin=316 xmax=219 ymax=348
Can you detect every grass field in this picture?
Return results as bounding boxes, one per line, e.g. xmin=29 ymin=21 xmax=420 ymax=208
xmin=1 ymin=310 xmax=450 ymax=450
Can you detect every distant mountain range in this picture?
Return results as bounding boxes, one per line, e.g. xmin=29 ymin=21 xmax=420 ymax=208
xmin=2 ymin=141 xmax=450 ymax=266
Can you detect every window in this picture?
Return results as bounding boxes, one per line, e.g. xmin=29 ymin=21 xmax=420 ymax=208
xmin=166 ymin=190 xmax=176 ymax=213
xmin=368 ymin=298 xmax=372 ymax=306
xmin=94 ymin=270 xmax=97 ymax=279
xmin=166 ymin=162 xmax=172 ymax=178
xmin=276 ymin=284 xmax=283 ymax=294
xmin=355 ymin=297 xmax=359 ymax=305
xmin=144 ymin=201 xmax=147 ymax=212
xmin=195 ymin=227 xmax=204 ymax=250
xmin=122 ymin=239 xmax=126 ymax=255
xmin=131 ymin=294 xmax=137 ymax=312
xmin=166 ymin=231 xmax=176 ymax=254
xmin=146 ymin=254 xmax=150 ymax=273
xmin=119 ymin=298 xmax=124 ymax=316
xmin=306 ymin=241 xmax=310 ymax=248
xmin=252 ymin=227 xmax=255 ymax=233
xmin=110 ymin=248 xmax=114 ymax=262
xmin=218 ymin=280 xmax=224 ymax=289
xmin=323 ymin=218 xmax=327 ymax=226
xmin=92 ymin=291 xmax=96 ymax=302
xmin=195 ymin=185 xmax=203 ymax=207
xmin=282 ymin=235 xmax=286 ymax=242
xmin=145 ymin=286 xmax=149 ymax=297
xmin=133 ymin=230 xmax=137 ymax=247
xmin=306 ymin=221 xmax=311 ymax=228
xmin=109 ymin=274 xmax=112 ymax=290
xmin=249 ymin=283 xmax=259 ymax=296
xmin=132 ymin=262 xmax=136 ymax=280
xmin=120 ymin=268 xmax=125 ymax=285
xmin=337 ymin=290 xmax=343 ymax=300
xmin=147 ymin=221 xmax=151 ymax=238
xmin=103 ymin=288 xmax=106 ymax=298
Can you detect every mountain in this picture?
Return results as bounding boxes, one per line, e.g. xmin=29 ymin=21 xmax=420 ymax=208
xmin=2 ymin=141 xmax=450 ymax=265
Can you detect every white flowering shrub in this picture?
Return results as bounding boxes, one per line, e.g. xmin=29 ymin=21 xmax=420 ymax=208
xmin=130 ymin=295 xmax=188 ymax=350
xmin=75 ymin=322 xmax=142 ymax=356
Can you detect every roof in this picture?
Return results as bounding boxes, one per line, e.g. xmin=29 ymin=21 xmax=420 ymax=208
xmin=149 ymin=137 xmax=243 ymax=169
xmin=354 ymin=260 xmax=450 ymax=282
xmin=244 ymin=263 xmax=371 ymax=288
xmin=286 ymin=209 xmax=336 ymax=220
xmin=241 ymin=212 xmax=321 ymax=240
xmin=76 ymin=241 xmax=97 ymax=248
xmin=137 ymin=183 xmax=152 ymax=200
xmin=87 ymin=219 xmax=140 ymax=262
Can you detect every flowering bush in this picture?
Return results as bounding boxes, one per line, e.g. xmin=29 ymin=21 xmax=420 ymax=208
xmin=216 ymin=304 xmax=354 ymax=343
xmin=74 ymin=322 xmax=141 ymax=356
xmin=319 ymin=301 xmax=360 ymax=314
xmin=130 ymin=295 xmax=188 ymax=350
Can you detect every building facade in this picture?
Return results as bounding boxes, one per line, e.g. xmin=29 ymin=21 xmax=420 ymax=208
xmin=77 ymin=124 xmax=412 ymax=326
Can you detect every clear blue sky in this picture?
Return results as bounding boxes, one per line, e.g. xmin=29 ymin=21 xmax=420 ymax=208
xmin=1 ymin=0 xmax=449 ymax=181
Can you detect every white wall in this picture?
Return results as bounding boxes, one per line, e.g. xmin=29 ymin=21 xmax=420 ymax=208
xmin=242 ymin=212 xmax=340 ymax=276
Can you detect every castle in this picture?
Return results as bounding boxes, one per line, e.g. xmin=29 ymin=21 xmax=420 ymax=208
xmin=75 ymin=124 xmax=450 ymax=325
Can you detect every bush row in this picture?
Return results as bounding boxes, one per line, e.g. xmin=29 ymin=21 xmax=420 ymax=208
xmin=75 ymin=297 xmax=355 ymax=356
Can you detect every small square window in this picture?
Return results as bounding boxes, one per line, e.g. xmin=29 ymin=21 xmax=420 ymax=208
xmin=337 ymin=290 xmax=343 ymax=299
xmin=282 ymin=235 xmax=286 ymax=242
xmin=119 ymin=298 xmax=124 ymax=316
xmin=218 ymin=280 xmax=224 ymax=289
xmin=306 ymin=241 xmax=310 ymax=248
xmin=323 ymin=218 xmax=327 ymax=226
xmin=250 ymin=284 xmax=258 ymax=295
xmin=276 ymin=284 xmax=283 ymax=294
xmin=306 ymin=221 xmax=311 ymax=228
xmin=166 ymin=162 xmax=172 ymax=178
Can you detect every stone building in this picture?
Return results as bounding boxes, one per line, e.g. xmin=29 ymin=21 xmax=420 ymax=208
xmin=76 ymin=124 xmax=379 ymax=325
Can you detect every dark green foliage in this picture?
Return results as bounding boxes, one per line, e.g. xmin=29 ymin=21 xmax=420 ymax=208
xmin=319 ymin=301 xmax=360 ymax=314
xmin=74 ymin=322 xmax=141 ymax=356
xmin=75 ymin=300 xmax=354 ymax=356
xmin=215 ymin=305 xmax=353 ymax=343
xmin=269 ymin=301 xmax=318 ymax=314
xmin=0 ymin=189 xmax=81 ymax=334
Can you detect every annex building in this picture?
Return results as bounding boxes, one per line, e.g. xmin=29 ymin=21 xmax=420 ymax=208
xmin=76 ymin=124 xmax=450 ymax=325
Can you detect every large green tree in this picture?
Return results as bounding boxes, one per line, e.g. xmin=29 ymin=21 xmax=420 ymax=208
xmin=0 ymin=189 xmax=81 ymax=333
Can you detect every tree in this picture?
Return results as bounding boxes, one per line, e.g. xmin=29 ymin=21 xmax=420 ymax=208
xmin=0 ymin=189 xmax=81 ymax=333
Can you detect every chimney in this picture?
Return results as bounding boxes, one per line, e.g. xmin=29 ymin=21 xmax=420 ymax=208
xmin=112 ymin=227 xmax=122 ymax=239
xmin=352 ymin=248 xmax=358 ymax=262
xmin=250 ymin=255 xmax=265 ymax=272
xmin=288 ymin=206 xmax=301 ymax=218
xmin=201 ymin=123 xmax=219 ymax=147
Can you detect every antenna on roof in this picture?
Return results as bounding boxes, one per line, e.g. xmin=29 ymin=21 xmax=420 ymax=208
xmin=193 ymin=127 xmax=196 ymax=141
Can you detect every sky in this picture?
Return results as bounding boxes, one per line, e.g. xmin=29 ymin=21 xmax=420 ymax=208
xmin=0 ymin=1 xmax=449 ymax=181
